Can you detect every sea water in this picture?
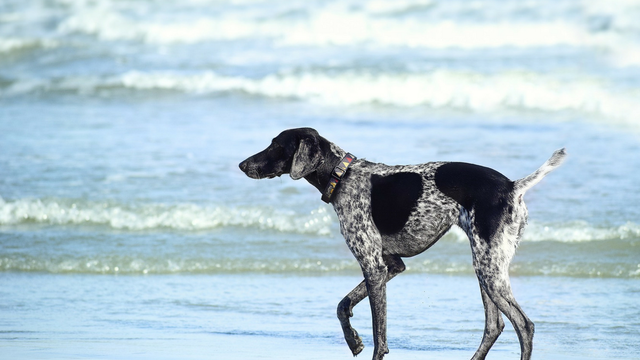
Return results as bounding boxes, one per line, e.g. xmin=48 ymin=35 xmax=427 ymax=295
xmin=1 ymin=0 xmax=640 ymax=359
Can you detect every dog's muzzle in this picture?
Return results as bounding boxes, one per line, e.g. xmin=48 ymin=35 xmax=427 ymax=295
xmin=239 ymin=159 xmax=277 ymax=179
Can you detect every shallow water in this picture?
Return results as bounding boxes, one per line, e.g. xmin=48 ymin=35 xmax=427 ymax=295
xmin=1 ymin=273 xmax=638 ymax=359
xmin=2 ymin=0 xmax=640 ymax=358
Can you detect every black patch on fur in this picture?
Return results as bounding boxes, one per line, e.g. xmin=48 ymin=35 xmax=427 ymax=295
xmin=434 ymin=162 xmax=514 ymax=241
xmin=371 ymin=172 xmax=423 ymax=235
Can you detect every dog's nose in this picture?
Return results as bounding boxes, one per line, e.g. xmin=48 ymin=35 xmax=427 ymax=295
xmin=239 ymin=160 xmax=248 ymax=173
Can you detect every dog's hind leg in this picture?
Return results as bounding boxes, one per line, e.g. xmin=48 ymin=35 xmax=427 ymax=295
xmin=471 ymin=286 xmax=505 ymax=360
xmin=477 ymin=268 xmax=534 ymax=360
xmin=470 ymin=231 xmax=534 ymax=360
xmin=337 ymin=255 xmax=405 ymax=356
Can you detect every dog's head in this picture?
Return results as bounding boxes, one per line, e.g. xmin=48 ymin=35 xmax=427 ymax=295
xmin=239 ymin=128 xmax=324 ymax=180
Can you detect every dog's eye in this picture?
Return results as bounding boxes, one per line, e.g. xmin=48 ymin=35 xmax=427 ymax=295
xmin=269 ymin=141 xmax=284 ymax=155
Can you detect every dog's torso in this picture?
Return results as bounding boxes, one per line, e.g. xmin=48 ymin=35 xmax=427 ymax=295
xmin=332 ymin=160 xmax=460 ymax=258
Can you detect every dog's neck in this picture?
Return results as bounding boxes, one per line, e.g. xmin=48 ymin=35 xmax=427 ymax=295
xmin=303 ymin=138 xmax=347 ymax=196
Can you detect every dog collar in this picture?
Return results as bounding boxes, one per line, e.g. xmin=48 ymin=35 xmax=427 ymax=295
xmin=321 ymin=153 xmax=356 ymax=203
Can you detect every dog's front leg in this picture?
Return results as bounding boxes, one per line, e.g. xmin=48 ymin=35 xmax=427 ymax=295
xmin=337 ymin=280 xmax=367 ymax=356
xmin=334 ymin=188 xmax=390 ymax=359
xmin=362 ymin=261 xmax=389 ymax=360
xmin=343 ymin=230 xmax=390 ymax=360
xmin=338 ymin=255 xmax=405 ymax=357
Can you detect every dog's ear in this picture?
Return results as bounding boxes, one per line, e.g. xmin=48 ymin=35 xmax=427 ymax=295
xmin=290 ymin=136 xmax=322 ymax=180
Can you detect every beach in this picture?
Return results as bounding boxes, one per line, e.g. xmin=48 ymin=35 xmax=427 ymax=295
xmin=2 ymin=0 xmax=640 ymax=359
xmin=2 ymin=273 xmax=636 ymax=360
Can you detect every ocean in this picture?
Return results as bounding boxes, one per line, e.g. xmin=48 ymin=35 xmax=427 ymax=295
xmin=1 ymin=0 xmax=639 ymax=359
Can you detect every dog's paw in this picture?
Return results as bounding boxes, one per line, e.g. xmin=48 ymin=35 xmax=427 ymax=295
xmin=346 ymin=328 xmax=364 ymax=356
xmin=351 ymin=341 xmax=364 ymax=357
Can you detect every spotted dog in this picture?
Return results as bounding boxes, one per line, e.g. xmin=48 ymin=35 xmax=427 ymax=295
xmin=239 ymin=127 xmax=566 ymax=360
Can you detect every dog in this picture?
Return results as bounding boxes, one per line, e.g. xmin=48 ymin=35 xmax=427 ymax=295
xmin=239 ymin=127 xmax=566 ymax=360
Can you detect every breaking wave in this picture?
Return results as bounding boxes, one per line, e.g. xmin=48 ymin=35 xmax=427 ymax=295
xmin=2 ymin=196 xmax=638 ymax=278
xmin=49 ymin=1 xmax=635 ymax=53
xmin=0 ymin=197 xmax=333 ymax=235
xmin=3 ymin=69 xmax=639 ymax=125
xmin=57 ymin=10 xmax=592 ymax=49
xmin=2 ymin=197 xmax=639 ymax=243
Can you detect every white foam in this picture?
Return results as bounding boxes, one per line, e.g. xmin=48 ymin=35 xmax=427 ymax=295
xmin=55 ymin=4 xmax=267 ymax=44
xmin=281 ymin=16 xmax=589 ymax=48
xmin=50 ymin=1 xmax=598 ymax=49
xmin=523 ymin=221 xmax=640 ymax=242
xmin=2 ymin=197 xmax=638 ymax=243
xmin=4 ymin=68 xmax=639 ymax=125
xmin=0 ymin=37 xmax=56 ymax=53
xmin=427 ymin=220 xmax=640 ymax=243
xmin=0 ymin=198 xmax=333 ymax=235
xmin=49 ymin=0 xmax=640 ymax=71
xmin=118 ymin=69 xmax=640 ymax=125
xmin=0 ymin=0 xmax=630 ymax=70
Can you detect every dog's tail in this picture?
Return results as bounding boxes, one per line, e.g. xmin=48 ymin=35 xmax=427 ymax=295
xmin=514 ymin=148 xmax=567 ymax=196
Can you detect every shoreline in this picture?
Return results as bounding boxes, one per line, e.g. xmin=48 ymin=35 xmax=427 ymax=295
xmin=1 ymin=273 xmax=637 ymax=360
xmin=0 ymin=331 xmax=612 ymax=360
